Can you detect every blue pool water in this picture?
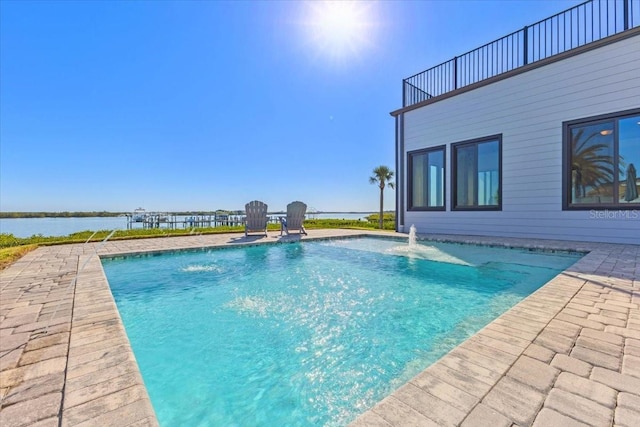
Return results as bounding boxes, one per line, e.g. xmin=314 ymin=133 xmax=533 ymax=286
xmin=102 ymin=237 xmax=581 ymax=426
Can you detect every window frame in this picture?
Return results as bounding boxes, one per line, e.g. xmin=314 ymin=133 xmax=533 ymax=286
xmin=451 ymin=134 xmax=503 ymax=211
xmin=562 ymin=108 xmax=640 ymax=211
xmin=407 ymin=145 xmax=447 ymax=211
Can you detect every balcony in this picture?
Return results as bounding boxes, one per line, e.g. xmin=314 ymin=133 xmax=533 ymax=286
xmin=403 ymin=0 xmax=640 ymax=108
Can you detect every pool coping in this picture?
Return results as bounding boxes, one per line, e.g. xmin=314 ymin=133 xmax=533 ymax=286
xmin=1 ymin=229 xmax=638 ymax=426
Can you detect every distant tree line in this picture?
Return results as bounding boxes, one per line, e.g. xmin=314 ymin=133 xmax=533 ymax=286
xmin=0 ymin=211 xmax=125 ymax=218
xmin=1 ymin=210 xmax=236 ymax=218
xmin=1 ymin=210 xmax=396 ymax=219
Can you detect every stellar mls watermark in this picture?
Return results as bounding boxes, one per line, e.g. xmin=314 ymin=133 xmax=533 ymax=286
xmin=589 ymin=209 xmax=639 ymax=220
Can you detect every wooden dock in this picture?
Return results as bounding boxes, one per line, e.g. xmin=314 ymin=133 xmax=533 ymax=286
xmin=125 ymin=212 xmax=282 ymax=230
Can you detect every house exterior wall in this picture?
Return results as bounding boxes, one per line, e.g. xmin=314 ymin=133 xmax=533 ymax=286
xmin=397 ymin=33 xmax=640 ymax=244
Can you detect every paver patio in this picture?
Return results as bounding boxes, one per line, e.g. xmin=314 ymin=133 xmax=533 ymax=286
xmin=1 ymin=230 xmax=638 ymax=426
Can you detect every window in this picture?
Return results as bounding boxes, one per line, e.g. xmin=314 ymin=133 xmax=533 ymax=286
xmin=564 ymin=109 xmax=640 ymax=209
xmin=408 ymin=146 xmax=445 ymax=210
xmin=452 ymin=135 xmax=502 ymax=210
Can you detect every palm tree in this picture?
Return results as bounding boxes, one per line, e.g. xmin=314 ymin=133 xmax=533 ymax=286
xmin=571 ymin=128 xmax=618 ymax=200
xmin=369 ymin=166 xmax=395 ymax=229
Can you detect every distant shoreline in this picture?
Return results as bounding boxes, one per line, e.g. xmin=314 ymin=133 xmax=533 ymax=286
xmin=1 ymin=211 xmax=389 ymax=219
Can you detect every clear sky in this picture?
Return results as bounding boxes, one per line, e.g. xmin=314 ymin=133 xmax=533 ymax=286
xmin=1 ymin=0 xmax=581 ymax=213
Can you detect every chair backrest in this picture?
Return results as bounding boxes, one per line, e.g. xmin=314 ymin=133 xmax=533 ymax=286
xmin=245 ymin=200 xmax=268 ymax=229
xmin=286 ymin=201 xmax=307 ymax=229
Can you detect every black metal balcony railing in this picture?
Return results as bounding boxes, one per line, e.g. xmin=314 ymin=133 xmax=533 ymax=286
xmin=403 ymin=0 xmax=640 ymax=108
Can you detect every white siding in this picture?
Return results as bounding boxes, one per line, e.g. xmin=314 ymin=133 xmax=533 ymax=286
xmin=401 ymin=34 xmax=640 ymax=244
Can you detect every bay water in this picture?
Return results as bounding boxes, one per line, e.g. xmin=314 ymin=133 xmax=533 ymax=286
xmin=0 ymin=213 xmax=374 ymax=238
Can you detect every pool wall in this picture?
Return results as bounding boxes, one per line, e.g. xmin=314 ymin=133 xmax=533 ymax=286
xmin=1 ymin=229 xmax=638 ymax=427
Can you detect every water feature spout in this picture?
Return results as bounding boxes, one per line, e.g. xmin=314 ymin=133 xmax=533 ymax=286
xmin=408 ymin=224 xmax=417 ymax=248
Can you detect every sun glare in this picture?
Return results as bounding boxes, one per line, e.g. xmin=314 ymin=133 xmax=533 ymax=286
xmin=304 ymin=1 xmax=377 ymax=64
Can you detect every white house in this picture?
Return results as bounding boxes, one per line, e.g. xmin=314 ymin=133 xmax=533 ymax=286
xmin=392 ymin=0 xmax=640 ymax=244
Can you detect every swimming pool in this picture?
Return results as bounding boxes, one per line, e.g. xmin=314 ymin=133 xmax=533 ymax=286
xmin=101 ymin=237 xmax=582 ymax=426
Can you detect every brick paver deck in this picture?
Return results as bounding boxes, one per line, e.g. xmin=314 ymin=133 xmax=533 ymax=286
xmin=1 ymin=230 xmax=638 ymax=426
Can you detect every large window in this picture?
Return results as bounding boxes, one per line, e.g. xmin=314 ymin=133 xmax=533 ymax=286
xmin=564 ymin=109 xmax=640 ymax=209
xmin=408 ymin=146 xmax=445 ymax=210
xmin=452 ymin=135 xmax=502 ymax=210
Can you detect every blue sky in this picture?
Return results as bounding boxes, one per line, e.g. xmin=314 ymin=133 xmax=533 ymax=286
xmin=0 ymin=0 xmax=580 ymax=213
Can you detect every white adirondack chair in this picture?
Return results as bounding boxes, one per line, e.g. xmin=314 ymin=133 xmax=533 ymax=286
xmin=280 ymin=201 xmax=307 ymax=236
xmin=244 ymin=200 xmax=268 ymax=237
